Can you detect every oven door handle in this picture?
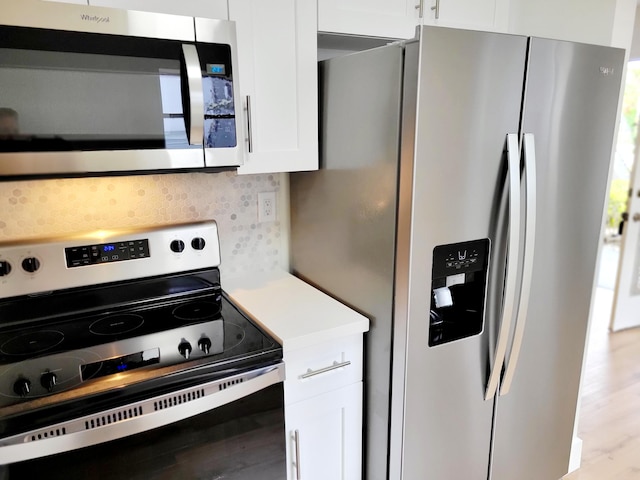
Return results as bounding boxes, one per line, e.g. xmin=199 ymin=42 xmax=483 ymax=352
xmin=0 ymin=363 xmax=284 ymax=465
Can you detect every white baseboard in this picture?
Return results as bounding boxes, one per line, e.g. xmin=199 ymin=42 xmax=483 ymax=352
xmin=567 ymin=436 xmax=583 ymax=475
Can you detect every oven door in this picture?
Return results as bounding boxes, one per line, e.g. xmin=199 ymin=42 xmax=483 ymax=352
xmin=0 ymin=1 xmax=243 ymax=177
xmin=0 ymin=363 xmax=284 ymax=479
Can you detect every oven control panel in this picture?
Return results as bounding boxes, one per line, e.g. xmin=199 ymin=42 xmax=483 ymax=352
xmin=0 ymin=221 xmax=221 ymax=299
xmin=65 ymin=239 xmax=151 ymax=268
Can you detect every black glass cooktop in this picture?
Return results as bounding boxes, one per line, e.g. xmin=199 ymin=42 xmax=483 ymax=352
xmin=0 ymin=270 xmax=280 ymax=367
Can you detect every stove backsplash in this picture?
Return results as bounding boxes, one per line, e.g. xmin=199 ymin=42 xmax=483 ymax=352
xmin=0 ymin=172 xmax=286 ymax=277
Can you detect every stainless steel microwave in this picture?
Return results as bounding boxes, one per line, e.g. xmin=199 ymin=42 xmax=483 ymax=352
xmin=0 ymin=0 xmax=244 ymax=177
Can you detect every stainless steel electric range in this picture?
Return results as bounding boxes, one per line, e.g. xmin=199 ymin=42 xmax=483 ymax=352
xmin=0 ymin=222 xmax=285 ymax=479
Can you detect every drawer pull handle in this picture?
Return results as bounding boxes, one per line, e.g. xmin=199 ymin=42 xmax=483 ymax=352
xmin=294 ymin=429 xmax=301 ymax=479
xmin=300 ymin=360 xmax=351 ymax=379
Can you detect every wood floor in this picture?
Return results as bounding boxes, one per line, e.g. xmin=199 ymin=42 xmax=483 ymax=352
xmin=564 ymin=288 xmax=640 ymax=480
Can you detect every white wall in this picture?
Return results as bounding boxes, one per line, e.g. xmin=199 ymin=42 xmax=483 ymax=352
xmin=628 ymin=7 xmax=640 ymax=60
xmin=0 ymin=172 xmax=288 ymax=278
xmin=508 ymin=0 xmax=616 ymax=45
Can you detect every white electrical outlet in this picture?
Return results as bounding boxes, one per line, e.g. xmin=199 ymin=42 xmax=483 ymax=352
xmin=258 ymin=191 xmax=277 ymax=223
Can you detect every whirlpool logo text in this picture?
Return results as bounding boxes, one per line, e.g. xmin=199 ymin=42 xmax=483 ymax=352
xmin=80 ymin=14 xmax=110 ymax=24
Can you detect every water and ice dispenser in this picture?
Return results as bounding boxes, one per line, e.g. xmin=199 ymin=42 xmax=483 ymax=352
xmin=429 ymin=239 xmax=490 ymax=347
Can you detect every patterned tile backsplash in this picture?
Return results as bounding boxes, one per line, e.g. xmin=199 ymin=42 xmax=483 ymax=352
xmin=0 ymin=171 xmax=286 ymax=277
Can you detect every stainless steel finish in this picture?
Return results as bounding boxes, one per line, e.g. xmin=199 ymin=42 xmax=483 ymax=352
xmin=491 ymin=39 xmax=624 ymax=480
xmin=182 ymin=44 xmax=205 ymax=147
xmin=294 ymin=429 xmax=301 ymax=480
xmin=0 ymin=0 xmax=195 ymax=41
xmin=291 ymin=25 xmax=623 ymax=480
xmin=0 ymin=3 xmax=244 ymax=176
xmin=0 ymin=363 xmax=284 ymax=464
xmin=291 ymin=44 xmax=405 ymax=480
xmin=300 ymin=360 xmax=351 ymax=379
xmin=196 ymin=18 xmax=244 ymax=168
xmin=389 ymin=40 xmax=420 ymax=480
xmin=0 ymin=150 xmax=205 ymax=177
xmin=0 ymin=318 xmax=223 ymax=408
xmin=500 ymin=133 xmax=537 ymax=396
xmin=246 ymin=95 xmax=254 ymax=153
xmin=0 ymin=221 xmax=221 ymax=299
xmin=402 ymin=28 xmax=526 ymax=479
xmin=485 ymin=133 xmax=521 ymax=401
xmin=415 ymin=0 xmax=424 ymax=18
xmin=633 ymin=213 xmax=640 ymax=222
xmin=431 ymin=0 xmax=440 ymax=19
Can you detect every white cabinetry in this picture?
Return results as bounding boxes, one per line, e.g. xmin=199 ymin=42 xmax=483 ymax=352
xmin=414 ymin=0 xmax=507 ymax=31
xmin=283 ymin=334 xmax=364 ymax=480
xmin=286 ymin=383 xmax=363 ymax=480
xmin=230 ymin=0 xmax=318 ymax=174
xmin=319 ymin=0 xmax=417 ymax=39
xmin=319 ymin=0 xmax=508 ymax=38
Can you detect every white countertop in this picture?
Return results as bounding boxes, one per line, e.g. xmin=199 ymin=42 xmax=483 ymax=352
xmin=224 ymin=270 xmax=369 ymax=352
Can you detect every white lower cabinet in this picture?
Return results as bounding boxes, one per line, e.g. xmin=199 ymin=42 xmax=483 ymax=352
xmin=286 ymin=382 xmax=363 ymax=480
xmin=283 ymin=334 xmax=364 ymax=480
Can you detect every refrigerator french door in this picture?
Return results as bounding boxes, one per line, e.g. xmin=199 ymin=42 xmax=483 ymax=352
xmin=290 ymin=26 xmax=623 ymax=480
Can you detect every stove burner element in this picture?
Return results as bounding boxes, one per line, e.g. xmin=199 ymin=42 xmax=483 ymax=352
xmin=90 ymin=314 xmax=145 ymax=336
xmin=0 ymin=330 xmax=65 ymax=356
xmin=172 ymin=301 xmax=221 ymax=321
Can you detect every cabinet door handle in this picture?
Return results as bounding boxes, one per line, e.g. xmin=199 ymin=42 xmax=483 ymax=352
xmin=245 ymin=95 xmax=253 ymax=153
xmin=294 ymin=429 xmax=301 ymax=480
xmin=415 ymin=0 xmax=424 ymax=18
xmin=300 ymin=360 xmax=351 ymax=379
xmin=431 ymin=0 xmax=440 ymax=19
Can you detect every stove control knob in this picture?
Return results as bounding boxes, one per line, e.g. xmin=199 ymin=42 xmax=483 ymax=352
xmin=0 ymin=260 xmax=11 ymax=277
xmin=178 ymin=340 xmax=192 ymax=360
xmin=170 ymin=240 xmax=185 ymax=253
xmin=13 ymin=378 xmax=31 ymax=397
xmin=198 ymin=337 xmax=212 ymax=355
xmin=22 ymin=257 xmax=40 ymax=273
xmin=191 ymin=237 xmax=206 ymax=251
xmin=41 ymin=372 xmax=57 ymax=392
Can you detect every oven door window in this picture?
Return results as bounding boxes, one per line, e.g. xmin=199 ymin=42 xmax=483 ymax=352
xmin=0 ymin=26 xmax=234 ymax=156
xmin=2 ymin=384 xmax=285 ymax=480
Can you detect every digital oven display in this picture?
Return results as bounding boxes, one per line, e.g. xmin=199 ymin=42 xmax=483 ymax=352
xmin=80 ymin=348 xmax=160 ymax=382
xmin=64 ymin=239 xmax=150 ymax=268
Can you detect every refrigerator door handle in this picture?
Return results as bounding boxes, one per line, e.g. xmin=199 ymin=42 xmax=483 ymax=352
xmin=485 ymin=133 xmax=522 ymax=401
xmin=500 ymin=133 xmax=537 ymax=396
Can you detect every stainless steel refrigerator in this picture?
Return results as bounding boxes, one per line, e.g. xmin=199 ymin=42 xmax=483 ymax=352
xmin=290 ymin=27 xmax=624 ymax=480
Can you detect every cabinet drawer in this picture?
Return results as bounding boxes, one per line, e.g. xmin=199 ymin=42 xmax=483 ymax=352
xmin=284 ymin=334 xmax=363 ymax=405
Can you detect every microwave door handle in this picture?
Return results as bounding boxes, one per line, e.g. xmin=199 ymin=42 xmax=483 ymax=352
xmin=181 ymin=44 xmax=204 ymax=146
xmin=485 ymin=133 xmax=522 ymax=401
xmin=500 ymin=133 xmax=537 ymax=396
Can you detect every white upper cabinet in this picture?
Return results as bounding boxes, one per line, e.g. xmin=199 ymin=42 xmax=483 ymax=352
xmin=88 ymin=0 xmax=229 ymax=20
xmin=319 ymin=0 xmax=418 ymax=39
xmin=414 ymin=0 xmax=507 ymax=31
xmin=230 ymin=0 xmax=318 ymax=174
xmin=319 ymin=0 xmax=508 ymax=38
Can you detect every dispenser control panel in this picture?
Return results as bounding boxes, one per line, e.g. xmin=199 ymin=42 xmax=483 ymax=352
xmin=429 ymin=239 xmax=490 ymax=347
